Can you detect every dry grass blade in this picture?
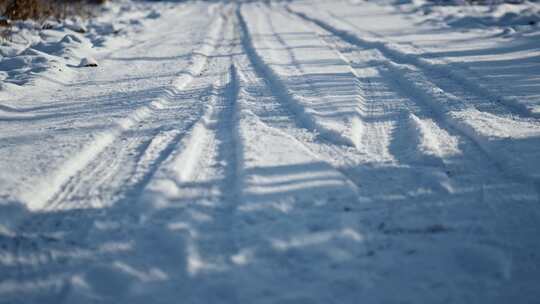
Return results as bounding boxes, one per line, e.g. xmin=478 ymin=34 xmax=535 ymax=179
xmin=1 ymin=0 xmax=107 ymax=22
xmin=0 ymin=0 xmax=107 ymax=40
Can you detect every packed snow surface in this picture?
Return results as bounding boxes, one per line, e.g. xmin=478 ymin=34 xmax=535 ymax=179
xmin=1 ymin=0 xmax=540 ymax=303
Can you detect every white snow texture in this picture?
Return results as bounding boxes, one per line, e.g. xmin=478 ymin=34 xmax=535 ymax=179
xmin=1 ymin=0 xmax=540 ymax=303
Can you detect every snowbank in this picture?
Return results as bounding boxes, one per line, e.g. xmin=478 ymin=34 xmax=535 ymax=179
xmin=414 ymin=0 xmax=540 ymax=30
xmin=0 ymin=0 xmax=143 ymax=93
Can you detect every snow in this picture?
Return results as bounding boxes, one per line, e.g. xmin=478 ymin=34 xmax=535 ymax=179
xmin=80 ymin=57 xmax=98 ymax=67
xmin=1 ymin=0 xmax=540 ymax=303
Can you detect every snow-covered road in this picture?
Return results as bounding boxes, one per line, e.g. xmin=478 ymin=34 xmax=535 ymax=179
xmin=1 ymin=0 xmax=540 ymax=303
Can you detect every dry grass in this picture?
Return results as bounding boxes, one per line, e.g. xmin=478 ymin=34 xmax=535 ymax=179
xmin=0 ymin=0 xmax=106 ymax=41
xmin=1 ymin=0 xmax=106 ymax=22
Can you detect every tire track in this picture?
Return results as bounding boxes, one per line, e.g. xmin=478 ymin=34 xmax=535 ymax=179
xmin=274 ymin=6 xmax=453 ymax=164
xmin=234 ymin=19 xmax=462 ymax=282
xmin=271 ymin=6 xmax=416 ymax=163
xmin=231 ymin=9 xmax=381 ymax=291
xmin=138 ymin=39 xmax=242 ymax=299
xmin=287 ymin=6 xmax=540 ymax=191
xmin=4 ymin=10 xmax=231 ymax=301
xmin=186 ymin=64 xmax=241 ymax=282
xmin=237 ymin=7 xmax=373 ymax=204
xmin=36 ymin=10 xmax=226 ymax=211
xmin=236 ymin=8 xmax=540 ymax=283
xmin=236 ymin=6 xmax=354 ymax=148
xmin=287 ymin=6 xmax=540 ymax=120
xmin=278 ymin=7 xmax=540 ymax=282
xmin=258 ymin=5 xmax=359 ymax=147
xmin=239 ymin=5 xmax=463 ymax=203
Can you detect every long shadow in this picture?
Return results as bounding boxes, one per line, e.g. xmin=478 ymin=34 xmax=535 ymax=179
xmin=2 ymin=133 xmax=540 ymax=302
xmin=2 ymin=4 xmax=540 ymax=303
xmin=290 ymin=6 xmax=540 ymax=119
